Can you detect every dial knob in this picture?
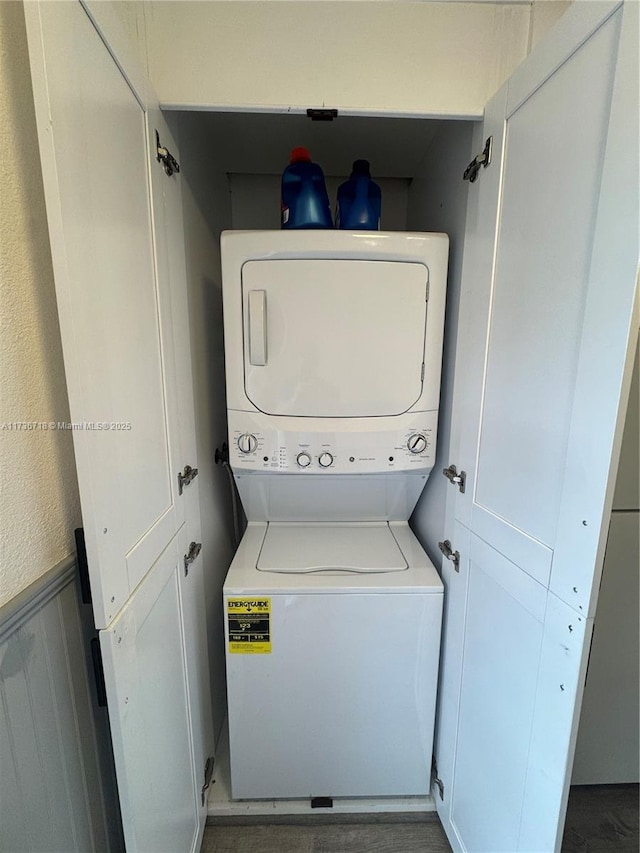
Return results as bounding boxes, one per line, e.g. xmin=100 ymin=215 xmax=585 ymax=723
xmin=296 ymin=452 xmax=312 ymax=468
xmin=407 ymin=433 xmax=427 ymax=454
xmin=318 ymin=452 xmax=334 ymax=468
xmin=237 ymin=433 xmax=258 ymax=454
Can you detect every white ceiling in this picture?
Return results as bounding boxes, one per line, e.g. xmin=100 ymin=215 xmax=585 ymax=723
xmin=185 ymin=111 xmax=461 ymax=178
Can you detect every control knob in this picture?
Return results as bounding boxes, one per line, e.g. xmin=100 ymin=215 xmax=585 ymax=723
xmin=318 ymin=452 xmax=334 ymax=468
xmin=407 ymin=433 xmax=427 ymax=454
xmin=237 ymin=433 xmax=258 ymax=454
xmin=296 ymin=452 xmax=312 ymax=468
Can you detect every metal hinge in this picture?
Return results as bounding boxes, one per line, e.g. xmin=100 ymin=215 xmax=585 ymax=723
xmin=90 ymin=638 xmax=108 ymax=707
xmin=431 ymin=756 xmax=444 ymax=800
xmin=75 ymin=527 xmax=92 ymax=605
xmin=201 ymin=756 xmax=214 ymax=806
xmin=184 ymin=541 xmax=202 ymax=576
xmin=463 ymin=136 xmax=493 ymax=183
xmin=156 ymin=130 xmax=180 ymax=176
xmin=178 ymin=464 xmax=199 ymax=495
xmin=438 ymin=539 xmax=460 ymax=572
xmin=214 ymin=442 xmax=229 ymax=465
xmin=443 ymin=464 xmax=466 ymax=494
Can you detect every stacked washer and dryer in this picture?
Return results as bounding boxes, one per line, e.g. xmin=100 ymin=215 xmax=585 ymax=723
xmin=221 ymin=231 xmax=449 ymax=801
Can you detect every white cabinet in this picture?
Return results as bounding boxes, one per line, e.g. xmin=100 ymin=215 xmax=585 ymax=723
xmin=25 ymin=4 xmax=214 ymax=852
xmin=435 ymin=6 xmax=638 ymax=848
xmin=24 ymin=2 xmax=638 ymax=851
xmin=144 ymin=2 xmax=531 ymax=118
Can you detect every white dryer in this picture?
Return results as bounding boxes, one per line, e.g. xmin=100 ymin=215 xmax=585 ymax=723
xmin=221 ymin=231 xmax=449 ymax=801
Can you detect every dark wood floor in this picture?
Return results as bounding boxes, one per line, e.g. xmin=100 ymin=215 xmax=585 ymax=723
xmin=202 ymin=813 xmax=450 ymax=853
xmin=202 ymin=785 xmax=639 ymax=853
xmin=562 ymin=784 xmax=639 ymax=853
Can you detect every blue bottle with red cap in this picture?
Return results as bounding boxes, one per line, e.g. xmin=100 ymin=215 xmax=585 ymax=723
xmin=336 ymin=160 xmax=381 ymax=230
xmin=281 ymin=147 xmax=332 ymax=229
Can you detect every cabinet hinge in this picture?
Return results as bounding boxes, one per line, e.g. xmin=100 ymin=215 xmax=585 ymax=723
xmin=184 ymin=541 xmax=202 ymax=576
xmin=443 ymin=463 xmax=466 ymax=494
xmin=90 ymin=638 xmax=108 ymax=707
xmin=201 ymin=755 xmax=215 ymax=806
xmin=463 ymin=136 xmax=493 ymax=183
xmin=75 ymin=527 xmax=92 ymax=605
xmin=431 ymin=756 xmax=445 ymax=800
xmin=156 ymin=130 xmax=180 ymax=177
xmin=178 ymin=464 xmax=199 ymax=495
xmin=438 ymin=539 xmax=460 ymax=572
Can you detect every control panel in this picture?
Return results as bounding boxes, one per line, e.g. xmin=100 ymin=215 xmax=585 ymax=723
xmin=228 ymin=410 xmax=439 ymax=474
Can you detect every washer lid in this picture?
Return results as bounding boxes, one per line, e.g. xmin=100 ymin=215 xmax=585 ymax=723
xmin=257 ymin=523 xmax=408 ymax=574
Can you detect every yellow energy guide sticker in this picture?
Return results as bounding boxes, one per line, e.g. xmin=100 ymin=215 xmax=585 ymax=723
xmin=227 ymin=598 xmax=271 ymax=654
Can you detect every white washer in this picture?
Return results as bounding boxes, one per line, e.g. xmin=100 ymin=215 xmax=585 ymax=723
xmin=224 ymin=521 xmax=443 ymax=800
xmin=221 ymin=231 xmax=449 ymax=802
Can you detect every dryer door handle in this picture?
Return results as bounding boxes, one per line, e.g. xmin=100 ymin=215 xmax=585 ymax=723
xmin=248 ymin=290 xmax=267 ymax=366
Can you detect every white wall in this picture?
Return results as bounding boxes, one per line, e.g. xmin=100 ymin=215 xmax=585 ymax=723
xmin=0 ymin=562 xmax=123 ymax=853
xmin=529 ymin=1 xmax=573 ymax=52
xmin=0 ymin=2 xmax=80 ymax=608
xmin=146 ymin=1 xmax=530 ymax=118
xmin=406 ymin=121 xmax=474 ymax=564
xmin=612 ymin=335 xmax=640 ymax=512
xmin=229 ymin=174 xmax=410 ymax=231
xmin=166 ymin=112 xmax=236 ymax=740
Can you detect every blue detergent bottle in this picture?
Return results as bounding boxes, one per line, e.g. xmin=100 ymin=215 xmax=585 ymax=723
xmin=336 ymin=160 xmax=382 ymax=230
xmin=281 ymin=147 xmax=332 ymax=229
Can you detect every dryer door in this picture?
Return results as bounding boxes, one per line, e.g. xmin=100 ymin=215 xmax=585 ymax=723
xmin=242 ymin=259 xmax=428 ymax=417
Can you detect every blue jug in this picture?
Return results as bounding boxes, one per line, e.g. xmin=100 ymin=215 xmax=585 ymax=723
xmin=336 ymin=160 xmax=381 ymax=230
xmin=281 ymin=147 xmax=332 ymax=229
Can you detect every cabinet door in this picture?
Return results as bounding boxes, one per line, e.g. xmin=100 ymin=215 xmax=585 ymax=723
xmin=24 ymin=3 xmax=213 ymax=851
xmin=99 ymin=529 xmax=199 ymax=853
xmin=25 ymin=0 xmax=187 ymax=629
xmin=435 ymin=2 xmax=638 ymax=851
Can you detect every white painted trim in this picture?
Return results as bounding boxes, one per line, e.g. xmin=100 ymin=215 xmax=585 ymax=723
xmin=0 ymin=555 xmax=77 ymax=644
xmin=160 ymin=103 xmax=484 ymax=121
